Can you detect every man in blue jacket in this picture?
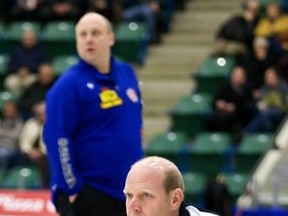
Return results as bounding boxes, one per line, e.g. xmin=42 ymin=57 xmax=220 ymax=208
xmin=43 ymin=12 xmax=144 ymax=216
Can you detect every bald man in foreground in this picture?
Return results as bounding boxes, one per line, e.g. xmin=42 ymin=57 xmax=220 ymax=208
xmin=43 ymin=12 xmax=143 ymax=216
xmin=124 ymin=156 xmax=219 ymax=216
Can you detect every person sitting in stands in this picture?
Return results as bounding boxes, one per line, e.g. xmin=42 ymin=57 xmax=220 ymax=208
xmin=0 ymin=101 xmax=23 ymax=176
xmin=210 ymin=0 xmax=261 ymax=56
xmin=4 ymin=29 xmax=50 ymax=95
xmin=205 ymin=66 xmax=256 ymax=133
xmin=19 ymin=101 xmax=50 ymax=188
xmin=18 ymin=63 xmax=56 ymax=120
xmin=245 ymin=66 xmax=288 ymax=132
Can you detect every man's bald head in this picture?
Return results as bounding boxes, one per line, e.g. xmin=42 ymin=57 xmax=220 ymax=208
xmin=76 ymin=12 xmax=113 ymax=34
xmin=129 ymin=156 xmax=184 ymax=193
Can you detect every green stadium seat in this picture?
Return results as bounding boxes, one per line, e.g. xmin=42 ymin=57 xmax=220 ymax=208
xmin=1 ymin=166 xmax=41 ymax=189
xmin=112 ymin=22 xmax=149 ymax=64
xmin=5 ymin=21 xmax=41 ymax=52
xmin=182 ymin=172 xmax=206 ymax=206
xmin=235 ymin=133 xmax=274 ymax=173
xmin=193 ymin=56 xmax=236 ymax=94
xmin=187 ymin=132 xmax=230 ymax=177
xmin=41 ymin=21 xmax=76 ymax=57
xmin=0 ymin=90 xmax=20 ymax=109
xmin=145 ymin=131 xmax=188 ymax=168
xmin=222 ymin=172 xmax=250 ymax=205
xmin=168 ymin=93 xmax=212 ymax=138
xmin=52 ymin=55 xmax=78 ymax=76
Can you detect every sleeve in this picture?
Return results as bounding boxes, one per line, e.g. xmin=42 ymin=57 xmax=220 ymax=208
xmin=19 ymin=120 xmax=40 ymax=154
xmin=43 ymin=76 xmax=83 ymax=196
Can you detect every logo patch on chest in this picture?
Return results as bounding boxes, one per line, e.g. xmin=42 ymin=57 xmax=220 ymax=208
xmin=99 ymin=89 xmax=123 ymax=109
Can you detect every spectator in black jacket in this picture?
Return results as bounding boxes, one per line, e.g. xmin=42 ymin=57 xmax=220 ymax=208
xmin=4 ymin=29 xmax=50 ymax=95
xmin=205 ymin=65 xmax=256 ymax=133
xmin=210 ymin=0 xmax=261 ymax=56
xmin=18 ymin=63 xmax=56 ymax=120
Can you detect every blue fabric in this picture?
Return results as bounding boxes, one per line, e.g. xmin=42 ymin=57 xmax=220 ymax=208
xmin=43 ymin=57 xmax=143 ymax=203
xmin=235 ymin=207 xmax=288 ymax=216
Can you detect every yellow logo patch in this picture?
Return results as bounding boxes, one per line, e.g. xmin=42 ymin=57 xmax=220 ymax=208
xmin=99 ymin=89 xmax=123 ymax=109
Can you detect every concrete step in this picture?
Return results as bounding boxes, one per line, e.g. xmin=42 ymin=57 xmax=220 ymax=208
xmin=142 ymin=115 xmax=171 ymax=147
xmin=140 ymin=79 xmax=194 ymax=115
xmin=135 ymin=45 xmax=210 ymax=80
xmin=140 ymin=0 xmax=243 ymax=144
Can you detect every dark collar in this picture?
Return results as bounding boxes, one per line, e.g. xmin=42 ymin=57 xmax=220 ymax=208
xmin=179 ymin=202 xmax=190 ymax=216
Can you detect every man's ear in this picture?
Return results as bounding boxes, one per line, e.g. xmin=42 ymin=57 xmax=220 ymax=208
xmin=170 ymin=188 xmax=184 ymax=211
xmin=109 ymin=32 xmax=115 ymax=46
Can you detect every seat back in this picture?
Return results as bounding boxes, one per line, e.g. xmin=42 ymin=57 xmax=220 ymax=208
xmin=169 ymin=93 xmax=212 ymax=138
xmin=1 ymin=166 xmax=41 ymax=189
xmin=113 ymin=22 xmax=149 ymax=64
xmin=187 ymin=132 xmax=230 ymax=177
xmin=41 ymin=21 xmax=76 ymax=57
xmin=145 ymin=131 xmax=188 ymax=168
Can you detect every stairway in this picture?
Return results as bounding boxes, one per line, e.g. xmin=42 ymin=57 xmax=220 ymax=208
xmin=135 ymin=0 xmax=243 ymax=147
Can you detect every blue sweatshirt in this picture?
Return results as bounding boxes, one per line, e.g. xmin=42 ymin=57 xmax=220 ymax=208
xmin=43 ymin=57 xmax=143 ymax=203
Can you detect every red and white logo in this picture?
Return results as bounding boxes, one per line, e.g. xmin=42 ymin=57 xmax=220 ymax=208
xmin=126 ymin=88 xmax=139 ymax=103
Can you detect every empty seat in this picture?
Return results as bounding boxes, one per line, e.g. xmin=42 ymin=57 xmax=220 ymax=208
xmin=235 ymin=133 xmax=274 ymax=173
xmin=145 ymin=131 xmax=188 ymax=168
xmin=112 ymin=22 xmax=149 ymax=64
xmin=168 ymin=93 xmax=212 ymax=138
xmin=187 ymin=132 xmax=230 ymax=177
xmin=222 ymin=172 xmax=250 ymax=205
xmin=182 ymin=171 xmax=206 ymax=206
xmin=41 ymin=21 xmax=76 ymax=57
xmin=1 ymin=166 xmax=41 ymax=189
xmin=193 ymin=56 xmax=236 ymax=94
xmin=52 ymin=55 xmax=78 ymax=76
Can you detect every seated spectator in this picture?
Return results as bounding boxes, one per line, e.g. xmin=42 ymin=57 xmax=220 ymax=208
xmin=8 ymin=0 xmax=45 ymax=22
xmin=18 ymin=63 xmax=56 ymax=120
xmin=237 ymin=37 xmax=276 ymax=90
xmin=245 ymin=67 xmax=288 ymax=132
xmin=0 ymin=101 xmax=24 ymax=175
xmin=122 ymin=0 xmax=161 ymax=43
xmin=40 ymin=0 xmax=83 ymax=22
xmin=205 ymin=66 xmax=256 ymax=133
xmin=4 ymin=29 xmax=50 ymax=95
xmin=86 ymin=0 xmax=122 ymax=24
xmin=210 ymin=0 xmax=261 ymax=56
xmin=87 ymin=0 xmax=164 ymax=43
xmin=18 ymin=101 xmax=49 ymax=188
xmin=254 ymin=2 xmax=288 ymax=56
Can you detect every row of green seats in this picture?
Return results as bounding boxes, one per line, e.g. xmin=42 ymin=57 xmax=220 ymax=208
xmin=0 ymin=21 xmax=149 ymax=64
xmin=182 ymin=171 xmax=250 ymax=207
xmin=145 ymin=131 xmax=275 ymax=176
xmin=0 ymin=53 xmax=77 ymax=79
xmin=0 ymin=166 xmax=41 ymax=189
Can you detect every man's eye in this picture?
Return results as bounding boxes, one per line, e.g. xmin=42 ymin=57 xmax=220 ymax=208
xmin=125 ymin=193 xmax=132 ymax=199
xmin=142 ymin=193 xmax=152 ymax=198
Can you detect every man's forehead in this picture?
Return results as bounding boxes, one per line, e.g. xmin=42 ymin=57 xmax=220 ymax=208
xmin=133 ymin=157 xmax=175 ymax=171
xmin=76 ymin=13 xmax=106 ymax=30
